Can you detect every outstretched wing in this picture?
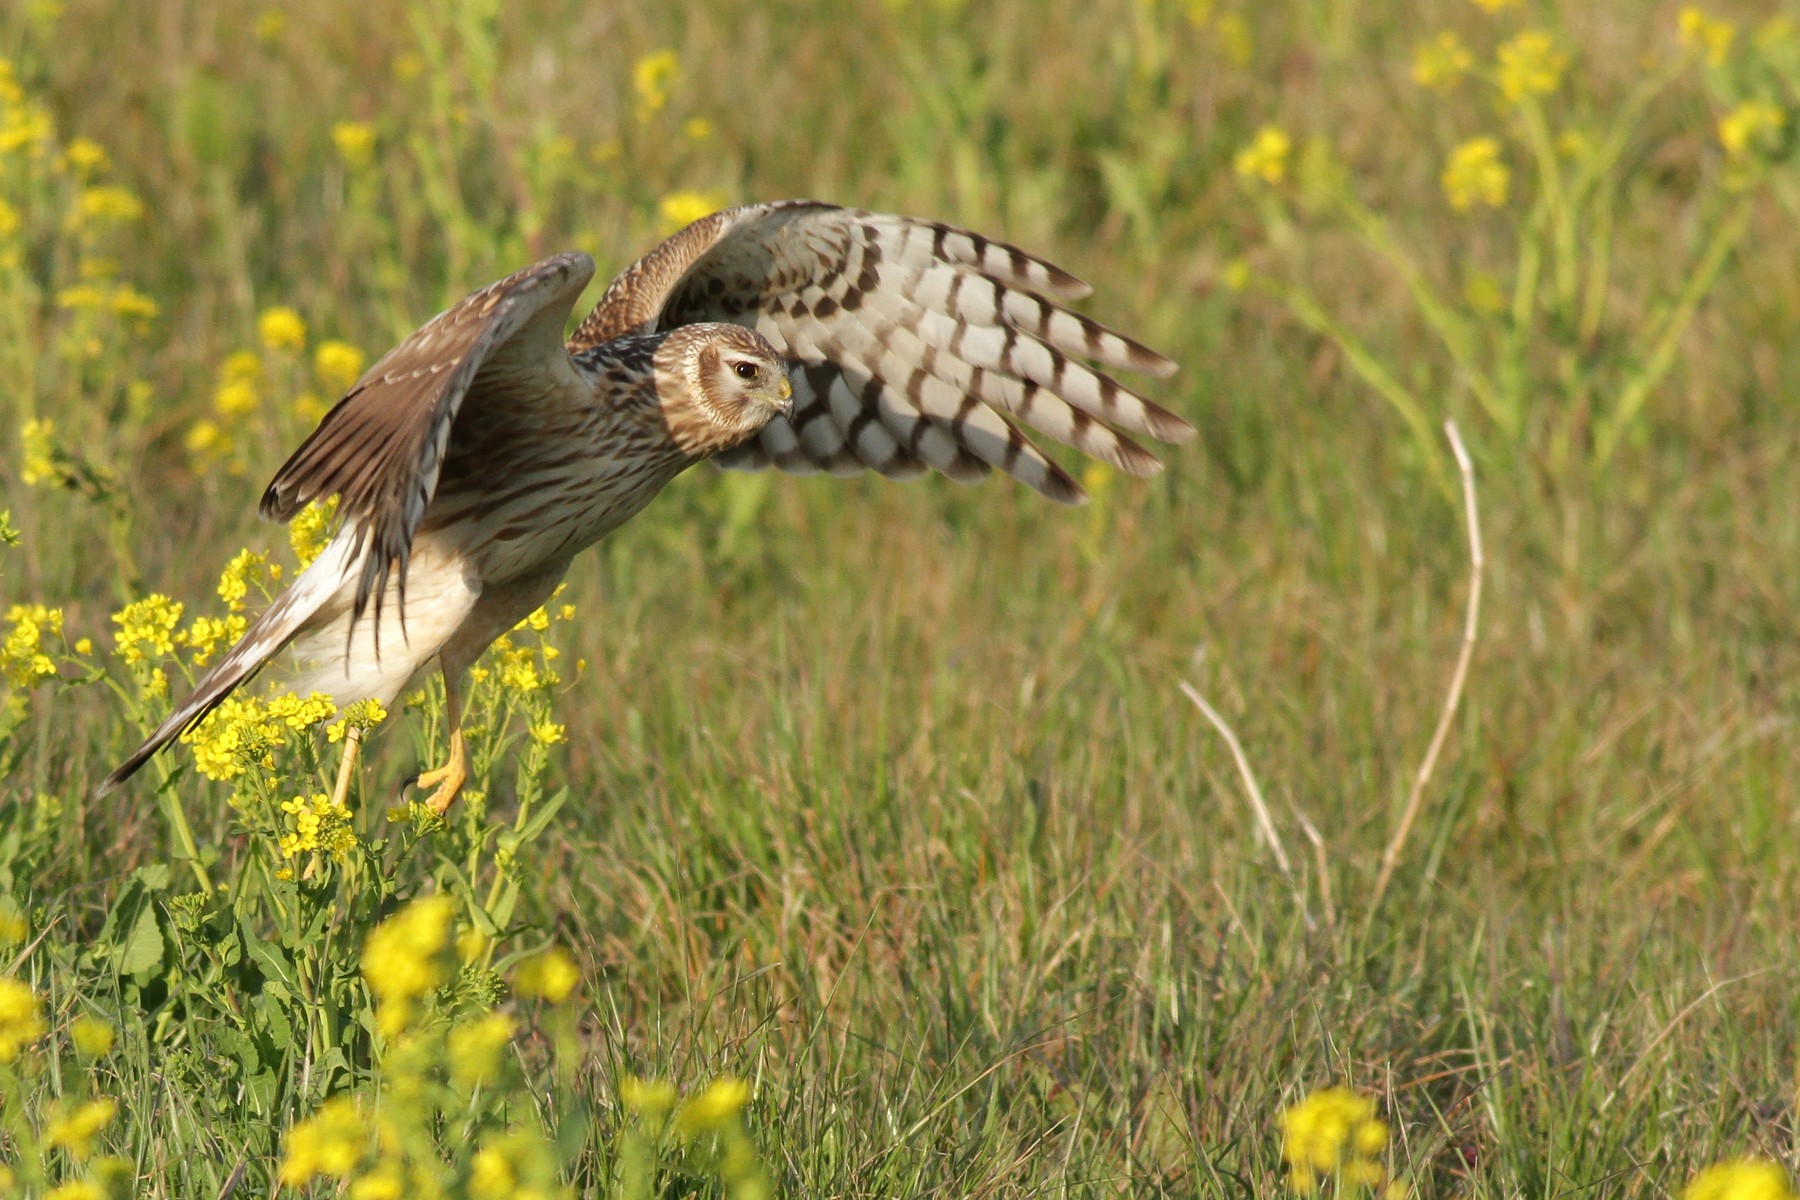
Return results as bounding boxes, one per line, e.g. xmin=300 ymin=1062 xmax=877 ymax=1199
xmin=569 ymin=201 xmax=1187 ymax=503
xmin=262 ymin=252 xmax=595 ymax=628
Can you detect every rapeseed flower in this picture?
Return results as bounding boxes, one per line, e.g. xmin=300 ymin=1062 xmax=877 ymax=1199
xmin=315 ymin=339 xmax=365 ymax=392
xmin=1235 ymin=126 xmax=1292 ymax=184
xmin=513 ymin=946 xmax=580 ymax=1003
xmin=20 ymin=418 xmax=56 ymax=485
xmin=448 ymin=1012 xmax=515 ymax=1089
xmin=675 ymin=1077 xmax=751 ymax=1137
xmin=1442 ymin=137 xmax=1510 ymax=210
xmin=1412 ymin=32 xmax=1474 ymax=92
xmin=332 ymin=121 xmax=376 ymax=170
xmin=72 ymin=185 xmax=143 ymax=226
xmin=185 ymin=614 xmax=247 ymax=666
xmin=71 ymin=1015 xmax=115 ymax=1057
xmin=217 ymin=548 xmax=278 ymax=612
xmin=3 ymin=604 xmax=62 ymax=687
xmin=1678 ymin=9 xmax=1737 ymax=66
xmin=279 ymin=1096 xmax=367 ymax=1186
xmin=1496 ymin=31 xmax=1568 ymax=102
xmin=327 ymin=697 xmax=387 ymax=743
xmin=1683 ymin=1160 xmax=1796 ymax=1200
xmin=0 ymin=910 xmax=25 ymax=944
xmin=279 ymin=792 xmax=357 ymax=861
xmin=289 ymin=497 xmax=338 ymax=568
xmin=112 ymin=594 xmax=183 ymax=664
xmin=258 ymin=305 xmax=307 ymax=353
xmin=46 ymin=1097 xmax=117 ymax=1160
xmin=657 ymin=189 xmax=726 ymax=235
xmin=633 ymin=49 xmax=680 ymax=120
xmin=0 ymin=977 xmax=46 ymax=1062
xmin=1279 ymin=1086 xmax=1387 ymax=1193
xmin=362 ymin=894 xmax=456 ymax=1035
xmin=620 ymin=1075 xmax=679 ymax=1120
xmin=62 ymin=136 xmax=107 ymax=175
xmin=1470 ymin=0 xmax=1516 ymax=12
xmin=1717 ymin=101 xmax=1783 ymax=158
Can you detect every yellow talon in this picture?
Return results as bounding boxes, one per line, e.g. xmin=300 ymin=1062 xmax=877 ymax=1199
xmin=413 ymin=727 xmax=467 ymax=816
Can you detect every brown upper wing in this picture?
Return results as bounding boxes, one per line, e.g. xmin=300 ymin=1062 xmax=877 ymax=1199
xmin=262 ymin=252 xmax=595 ymax=624
xmin=569 ymin=201 xmax=1188 ymax=504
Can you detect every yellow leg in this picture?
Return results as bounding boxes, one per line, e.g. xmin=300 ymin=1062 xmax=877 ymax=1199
xmin=413 ymin=667 xmax=467 ymax=816
xmin=329 ymin=726 xmax=364 ymax=811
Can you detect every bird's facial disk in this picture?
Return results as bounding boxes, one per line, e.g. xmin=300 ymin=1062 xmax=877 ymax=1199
xmin=720 ymin=351 xmax=794 ymax=417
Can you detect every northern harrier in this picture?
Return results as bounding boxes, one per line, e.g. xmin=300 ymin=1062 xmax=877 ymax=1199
xmin=102 ymin=200 xmax=1188 ymax=809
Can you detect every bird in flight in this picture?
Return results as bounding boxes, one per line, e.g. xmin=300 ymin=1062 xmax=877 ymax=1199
xmin=102 ymin=200 xmax=1189 ymax=811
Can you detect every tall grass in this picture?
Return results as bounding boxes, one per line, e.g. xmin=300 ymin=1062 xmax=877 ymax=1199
xmin=2 ymin=0 xmax=1798 ymax=1196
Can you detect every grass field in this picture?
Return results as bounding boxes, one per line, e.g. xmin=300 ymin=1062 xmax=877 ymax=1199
xmin=3 ymin=0 xmax=1800 ymax=1196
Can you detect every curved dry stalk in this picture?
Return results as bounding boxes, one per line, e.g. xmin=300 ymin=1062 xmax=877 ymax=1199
xmin=1370 ymin=419 xmax=1484 ymax=908
xmin=1179 ymin=680 xmax=1295 ymax=881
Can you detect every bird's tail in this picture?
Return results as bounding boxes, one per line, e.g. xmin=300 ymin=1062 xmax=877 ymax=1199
xmin=98 ymin=536 xmax=357 ymax=796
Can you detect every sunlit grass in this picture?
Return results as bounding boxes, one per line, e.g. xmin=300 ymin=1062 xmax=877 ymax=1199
xmin=2 ymin=0 xmax=1799 ymax=1195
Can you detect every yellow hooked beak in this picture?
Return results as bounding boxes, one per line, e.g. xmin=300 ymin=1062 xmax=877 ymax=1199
xmin=772 ymin=375 xmax=793 ymax=415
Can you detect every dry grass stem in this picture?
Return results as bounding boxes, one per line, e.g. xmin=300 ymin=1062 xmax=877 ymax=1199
xmin=1370 ymin=419 xmax=1484 ymax=908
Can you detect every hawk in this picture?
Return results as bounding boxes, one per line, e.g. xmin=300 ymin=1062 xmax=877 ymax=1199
xmin=102 ymin=200 xmax=1189 ymax=810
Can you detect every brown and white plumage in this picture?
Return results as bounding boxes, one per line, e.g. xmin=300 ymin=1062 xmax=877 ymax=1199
xmin=102 ymin=200 xmax=1187 ymax=800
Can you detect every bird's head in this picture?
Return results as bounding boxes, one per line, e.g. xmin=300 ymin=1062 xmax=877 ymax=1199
xmin=660 ymin=323 xmax=793 ymax=455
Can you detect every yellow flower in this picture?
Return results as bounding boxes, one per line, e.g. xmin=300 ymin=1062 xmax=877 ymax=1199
xmin=221 ymin=349 xmax=263 ymax=385
xmin=529 ymin=720 xmax=566 ymax=745
xmin=3 ymin=603 xmax=63 ymax=686
xmin=73 ymin=185 xmax=144 ymax=226
xmin=620 ymin=1075 xmax=679 ymax=1120
xmin=0 ymin=977 xmax=46 ymax=1062
xmin=391 ymin=52 xmax=426 ymax=83
xmin=448 ymin=1012 xmax=515 ymax=1089
xmin=683 ymin=116 xmax=714 ymax=141
xmin=1496 ymin=31 xmax=1568 ymax=103
xmin=214 ymin=378 xmax=259 ymax=419
xmin=1678 ymin=8 xmax=1737 ymax=67
xmin=469 ymin=1146 xmax=516 ymax=1200
xmin=20 ymin=417 xmax=56 ymax=486
xmin=1718 ymin=101 xmax=1784 ymax=158
xmin=254 ymin=9 xmax=286 ymax=42
xmin=179 ymin=690 xmax=335 ymax=781
xmin=71 ymin=1015 xmax=115 ymax=1057
xmin=1683 ymin=1160 xmax=1797 ymax=1200
xmin=633 ymin=49 xmax=680 ymax=121
xmin=513 ymin=946 xmax=580 ymax=1003
xmin=1279 ymin=1087 xmax=1388 ymax=1193
xmin=107 ymin=285 xmax=158 ymax=322
xmin=45 ymin=1182 xmax=100 ymax=1200
xmin=279 ymin=792 xmax=357 ymax=860
xmin=185 ymin=614 xmax=247 ymax=666
xmin=0 ymin=911 xmax=25 ymax=944
xmin=185 ymin=419 xmax=231 ymax=462
xmin=112 ymin=594 xmax=184 ymax=665
xmin=73 ymin=637 xmax=92 ymax=655
xmin=1469 ymin=0 xmax=1516 ymax=11
xmin=657 ymin=189 xmax=725 ymax=235
xmin=332 ymin=121 xmax=376 ymax=171
xmin=258 ymin=305 xmax=307 ymax=353
xmin=62 ymin=136 xmax=108 ymax=176
xmin=1214 ymin=12 xmax=1252 ymax=65
xmin=1234 ymin=125 xmax=1292 ymax=185
xmin=349 ymin=1167 xmax=407 ymax=1200
xmin=675 ymin=1077 xmax=751 ymax=1137
xmin=1442 ymin=137 xmax=1510 ymax=210
xmin=314 ymin=339 xmax=365 ymax=392
xmin=218 ymin=548 xmax=277 ymax=612
xmin=289 ymin=497 xmax=339 ymax=569
xmin=279 ymin=1096 xmax=367 ymax=1186
xmin=46 ymin=1097 xmax=117 ymax=1160
xmin=362 ymin=894 xmax=456 ymax=1034
xmin=1412 ymin=32 xmax=1473 ymax=92
xmin=327 ymin=697 xmax=387 ymax=743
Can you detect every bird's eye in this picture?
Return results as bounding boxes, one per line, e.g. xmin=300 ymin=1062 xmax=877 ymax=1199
xmin=733 ymin=361 xmax=758 ymax=381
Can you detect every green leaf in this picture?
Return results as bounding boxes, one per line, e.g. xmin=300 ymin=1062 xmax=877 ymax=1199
xmin=119 ymin=902 xmax=164 ymax=976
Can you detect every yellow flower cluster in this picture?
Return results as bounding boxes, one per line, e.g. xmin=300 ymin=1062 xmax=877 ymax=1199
xmin=112 ymin=594 xmax=184 ymax=664
xmin=45 ymin=1098 xmax=117 ymax=1160
xmin=217 ymin=548 xmax=279 ymax=612
xmin=1496 ymin=31 xmax=1568 ymax=103
xmin=328 ymin=697 xmax=388 ymax=744
xmin=278 ymin=792 xmax=357 ymax=861
xmin=361 ymin=894 xmax=455 ymax=1035
xmin=180 ymin=690 xmax=337 ymax=781
xmin=512 ymin=946 xmax=580 ymax=1003
xmin=0 ymin=977 xmax=45 ymax=1062
xmin=70 ymin=1016 xmax=115 ymax=1058
xmin=1279 ymin=1086 xmax=1387 ymax=1193
xmin=70 ymin=184 xmax=142 ymax=227
xmin=279 ymin=1096 xmax=368 ymax=1187
xmin=1684 ymin=1160 xmax=1797 ymax=1200
xmin=1412 ymin=32 xmax=1473 ymax=92
xmin=1717 ymin=102 xmax=1784 ymax=159
xmin=657 ymin=189 xmax=727 ymax=236
xmin=183 ymin=614 xmax=246 ymax=666
xmin=3 ymin=604 xmax=63 ymax=687
xmin=332 ymin=121 xmax=376 ymax=170
xmin=447 ymin=1012 xmax=514 ymax=1089
xmin=188 ymin=350 xmax=264 ymax=469
xmin=1235 ymin=126 xmax=1292 ymax=185
xmin=54 ymin=282 xmax=158 ymax=323
xmin=1442 ymin=137 xmax=1510 ymax=210
xmin=1678 ymin=8 xmax=1737 ymax=67
xmin=314 ymin=339 xmax=366 ymax=393
xmin=0 ymin=59 xmax=54 ymax=157
xmin=19 ymin=418 xmax=57 ymax=486
xmin=633 ymin=49 xmax=680 ymax=121
xmin=258 ymin=305 xmax=307 ymax=353
xmin=290 ymin=497 xmax=339 ymax=569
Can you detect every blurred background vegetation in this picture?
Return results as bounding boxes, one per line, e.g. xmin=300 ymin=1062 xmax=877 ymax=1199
xmin=3 ymin=0 xmax=1800 ymax=1195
